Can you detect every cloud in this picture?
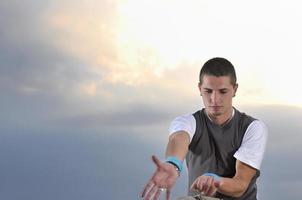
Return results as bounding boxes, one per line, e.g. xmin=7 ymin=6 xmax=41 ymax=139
xmin=1 ymin=0 xmax=197 ymax=120
xmin=0 ymin=0 xmax=96 ymax=95
xmin=54 ymin=103 xmax=172 ymax=129
xmin=1 ymin=105 xmax=301 ymax=200
xmin=0 ymin=0 xmax=104 ymax=132
xmin=1 ymin=1 xmax=302 ymax=199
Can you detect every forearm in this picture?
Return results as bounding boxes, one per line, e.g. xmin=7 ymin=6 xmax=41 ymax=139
xmin=217 ymin=176 xmax=250 ymax=197
xmin=165 ymin=131 xmax=190 ymax=161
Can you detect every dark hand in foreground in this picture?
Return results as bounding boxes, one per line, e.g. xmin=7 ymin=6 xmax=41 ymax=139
xmin=141 ymin=155 xmax=179 ymax=200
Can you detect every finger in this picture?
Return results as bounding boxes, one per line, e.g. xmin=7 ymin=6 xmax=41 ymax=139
xmin=166 ymin=189 xmax=171 ymax=200
xmin=197 ymin=178 xmax=205 ymax=192
xmin=201 ymin=178 xmax=209 ymax=193
xmin=208 ymin=186 xmax=217 ymax=197
xmin=145 ymin=184 xmax=158 ymax=200
xmin=141 ymin=182 xmax=154 ymax=198
xmin=204 ymin=178 xmax=213 ymax=196
xmin=208 ymin=180 xmax=220 ymax=196
xmin=152 ymin=189 xmax=161 ymax=200
xmin=190 ymin=179 xmax=198 ymax=191
xmin=152 ymin=155 xmax=162 ymax=169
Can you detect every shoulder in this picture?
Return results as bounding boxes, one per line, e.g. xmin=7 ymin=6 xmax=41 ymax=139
xmin=234 ymin=109 xmax=267 ymax=133
xmin=173 ymin=113 xmax=195 ymax=122
xmin=249 ymin=120 xmax=267 ymax=129
xmin=234 ymin=119 xmax=268 ymax=170
xmin=246 ymin=120 xmax=268 ymax=139
xmin=168 ymin=113 xmax=197 ymax=141
xmin=235 ymin=108 xmax=256 ymax=123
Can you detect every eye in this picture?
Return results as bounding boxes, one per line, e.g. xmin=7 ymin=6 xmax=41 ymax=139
xmin=220 ymin=90 xmax=228 ymax=94
xmin=204 ymin=90 xmax=212 ymax=93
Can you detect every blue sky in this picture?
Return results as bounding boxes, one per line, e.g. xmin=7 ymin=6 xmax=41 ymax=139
xmin=1 ymin=0 xmax=302 ymax=199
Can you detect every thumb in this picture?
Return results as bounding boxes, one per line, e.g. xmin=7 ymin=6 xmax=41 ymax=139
xmin=152 ymin=155 xmax=162 ymax=168
xmin=214 ymin=181 xmax=221 ymax=188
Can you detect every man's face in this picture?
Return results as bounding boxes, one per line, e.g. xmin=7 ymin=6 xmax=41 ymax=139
xmin=198 ymin=75 xmax=238 ymax=118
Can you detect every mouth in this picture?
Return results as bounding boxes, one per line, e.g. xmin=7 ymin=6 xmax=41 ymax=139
xmin=209 ymin=106 xmax=222 ymax=112
xmin=210 ymin=106 xmax=222 ymax=109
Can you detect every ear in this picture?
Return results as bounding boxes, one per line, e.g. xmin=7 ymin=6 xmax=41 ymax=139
xmin=198 ymin=82 xmax=202 ymax=95
xmin=233 ymin=83 xmax=238 ymax=97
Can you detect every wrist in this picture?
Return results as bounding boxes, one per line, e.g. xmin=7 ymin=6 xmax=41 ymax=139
xmin=166 ymin=162 xmax=181 ymax=176
xmin=165 ymin=156 xmax=183 ymax=176
xmin=203 ymin=172 xmax=221 ymax=181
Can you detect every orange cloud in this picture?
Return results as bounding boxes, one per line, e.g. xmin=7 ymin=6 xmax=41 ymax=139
xmin=43 ymin=0 xmax=302 ymax=107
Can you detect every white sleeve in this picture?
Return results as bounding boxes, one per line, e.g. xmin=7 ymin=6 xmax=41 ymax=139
xmin=234 ymin=120 xmax=268 ymax=170
xmin=168 ymin=114 xmax=196 ymax=142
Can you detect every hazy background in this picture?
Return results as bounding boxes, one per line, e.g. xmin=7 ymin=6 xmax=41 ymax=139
xmin=1 ymin=0 xmax=302 ymax=199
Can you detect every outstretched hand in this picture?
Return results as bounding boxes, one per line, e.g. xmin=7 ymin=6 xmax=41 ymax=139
xmin=141 ymin=155 xmax=179 ymax=200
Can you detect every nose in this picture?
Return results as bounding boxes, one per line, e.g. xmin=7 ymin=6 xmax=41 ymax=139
xmin=210 ymin=91 xmax=219 ymax=104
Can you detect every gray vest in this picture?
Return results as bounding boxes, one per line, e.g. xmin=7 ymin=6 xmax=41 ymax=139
xmin=186 ymin=108 xmax=260 ymax=200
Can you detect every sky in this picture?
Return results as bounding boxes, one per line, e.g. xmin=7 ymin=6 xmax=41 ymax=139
xmin=0 ymin=0 xmax=302 ymax=199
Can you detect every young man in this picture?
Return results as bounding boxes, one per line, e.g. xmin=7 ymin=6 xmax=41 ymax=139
xmin=141 ymin=57 xmax=268 ymax=200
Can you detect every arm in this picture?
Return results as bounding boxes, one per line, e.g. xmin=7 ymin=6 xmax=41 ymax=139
xmin=190 ymin=160 xmax=256 ymax=197
xmin=165 ymin=131 xmax=190 ymax=161
xmin=217 ymin=160 xmax=257 ymax=197
xmin=191 ymin=120 xmax=267 ymax=197
xmin=141 ymin=131 xmax=190 ymax=200
xmin=219 ymin=120 xmax=267 ymax=197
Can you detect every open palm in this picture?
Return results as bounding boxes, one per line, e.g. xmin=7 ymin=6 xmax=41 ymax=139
xmin=141 ymin=155 xmax=179 ymax=200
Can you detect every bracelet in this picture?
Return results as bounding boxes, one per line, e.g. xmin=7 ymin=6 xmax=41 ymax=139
xmin=165 ymin=156 xmax=183 ymax=175
xmin=203 ymin=172 xmax=221 ymax=181
xmin=166 ymin=162 xmax=181 ymax=176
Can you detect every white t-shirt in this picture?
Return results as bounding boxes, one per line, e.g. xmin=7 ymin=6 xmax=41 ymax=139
xmin=168 ymin=112 xmax=268 ymax=170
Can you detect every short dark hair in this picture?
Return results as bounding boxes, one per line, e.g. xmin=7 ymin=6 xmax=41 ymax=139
xmin=199 ymin=57 xmax=237 ymax=86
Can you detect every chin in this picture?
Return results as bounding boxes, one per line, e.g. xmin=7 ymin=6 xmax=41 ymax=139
xmin=207 ymin=110 xmax=222 ymax=116
xmin=211 ymin=112 xmax=223 ymax=116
